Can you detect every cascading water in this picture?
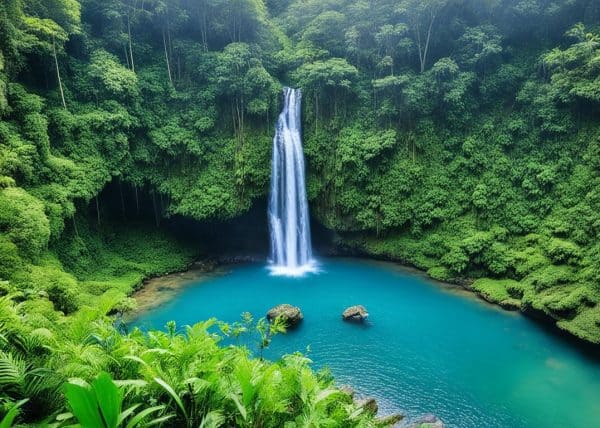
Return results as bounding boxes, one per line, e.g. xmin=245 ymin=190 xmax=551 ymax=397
xmin=268 ymin=87 xmax=316 ymax=276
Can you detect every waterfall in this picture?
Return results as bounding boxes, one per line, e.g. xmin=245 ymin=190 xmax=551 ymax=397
xmin=268 ymin=87 xmax=316 ymax=276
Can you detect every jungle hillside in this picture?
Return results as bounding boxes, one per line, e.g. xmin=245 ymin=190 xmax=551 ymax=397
xmin=2 ymin=0 xmax=600 ymax=425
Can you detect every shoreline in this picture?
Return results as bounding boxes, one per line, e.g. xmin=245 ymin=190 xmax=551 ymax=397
xmin=329 ymin=245 xmax=600 ymax=354
xmin=128 ymin=255 xmax=264 ymax=319
xmin=127 ymin=251 xmax=600 ymax=355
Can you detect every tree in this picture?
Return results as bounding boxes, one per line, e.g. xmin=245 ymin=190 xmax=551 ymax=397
xmin=542 ymin=24 xmax=600 ymax=105
xmin=375 ymin=24 xmax=408 ymax=76
xmin=213 ymin=43 xmax=279 ymax=143
xmin=302 ymin=11 xmax=348 ymax=57
xmin=292 ymin=58 xmax=358 ymax=129
xmin=17 ymin=0 xmax=81 ymax=109
xmin=80 ymin=0 xmax=138 ymax=73
xmin=88 ymin=49 xmax=139 ymax=101
xmin=397 ymin=0 xmax=450 ymax=73
xmin=457 ymin=25 xmax=503 ymax=78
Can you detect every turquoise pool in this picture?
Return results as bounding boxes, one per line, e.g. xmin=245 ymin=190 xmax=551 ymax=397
xmin=133 ymin=258 xmax=600 ymax=427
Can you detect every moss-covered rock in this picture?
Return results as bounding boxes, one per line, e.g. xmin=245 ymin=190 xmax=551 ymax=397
xmin=267 ymin=304 xmax=304 ymax=327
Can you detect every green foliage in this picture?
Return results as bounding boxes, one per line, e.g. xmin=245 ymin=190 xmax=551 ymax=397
xmin=63 ymin=372 xmax=169 ymax=427
xmin=1 ymin=1 xmax=600 ymax=425
xmin=544 ymin=238 xmax=582 ymax=265
xmin=0 ymin=236 xmax=22 ymax=280
xmin=0 ymin=187 xmax=50 ymax=261
xmin=472 ymin=279 xmax=520 ymax=306
xmin=0 ymin=399 xmax=28 ymax=428
xmin=88 ymin=50 xmax=139 ymax=100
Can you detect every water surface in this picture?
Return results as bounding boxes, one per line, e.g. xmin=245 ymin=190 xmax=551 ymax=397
xmin=133 ymin=259 xmax=600 ymax=428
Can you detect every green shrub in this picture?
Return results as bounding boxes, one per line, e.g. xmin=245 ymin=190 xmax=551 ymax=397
xmin=472 ymin=278 xmax=517 ymax=303
xmin=544 ymin=238 xmax=582 ymax=265
xmin=0 ymin=188 xmax=50 ymax=261
xmin=441 ymin=244 xmax=469 ymax=273
xmin=526 ymin=265 xmax=573 ymax=291
xmin=482 ymin=242 xmax=512 ymax=275
xmin=46 ymin=281 xmax=79 ymax=314
xmin=427 ymin=266 xmax=453 ymax=281
xmin=0 ymin=236 xmax=22 ymax=280
xmin=541 ymin=286 xmax=594 ymax=314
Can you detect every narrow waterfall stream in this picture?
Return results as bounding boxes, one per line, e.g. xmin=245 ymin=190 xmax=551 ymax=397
xmin=268 ymin=87 xmax=316 ymax=276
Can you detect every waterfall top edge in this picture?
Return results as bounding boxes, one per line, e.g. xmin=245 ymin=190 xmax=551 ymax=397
xmin=267 ymin=260 xmax=319 ymax=278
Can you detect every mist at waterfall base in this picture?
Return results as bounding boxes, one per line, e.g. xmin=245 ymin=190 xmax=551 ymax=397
xmin=268 ymin=87 xmax=317 ymax=277
xmin=132 ymin=259 xmax=600 ymax=428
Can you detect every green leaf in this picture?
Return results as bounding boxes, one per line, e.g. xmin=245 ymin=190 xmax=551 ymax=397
xmin=93 ymin=372 xmax=123 ymax=428
xmin=124 ymin=405 xmax=167 ymax=428
xmin=199 ymin=411 xmax=225 ymax=428
xmin=0 ymin=399 xmax=28 ymax=428
xmin=117 ymin=404 xmax=141 ymax=425
xmin=153 ymin=377 xmax=188 ymax=421
xmin=144 ymin=414 xmax=175 ymax=427
xmin=64 ymin=381 xmax=103 ymax=428
xmin=229 ymin=393 xmax=247 ymax=421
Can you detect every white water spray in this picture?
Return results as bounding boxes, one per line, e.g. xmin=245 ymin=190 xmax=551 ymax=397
xmin=268 ymin=87 xmax=316 ymax=276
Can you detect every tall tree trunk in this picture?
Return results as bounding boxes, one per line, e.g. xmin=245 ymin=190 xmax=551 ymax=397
xmin=124 ymin=44 xmax=130 ymax=69
xmin=52 ymin=38 xmax=67 ymax=109
xmin=134 ymin=184 xmax=139 ymax=215
xmin=72 ymin=215 xmax=79 ymax=237
xmin=163 ymin=29 xmax=173 ymax=85
xmin=159 ymin=192 xmax=164 ymax=217
xmin=421 ymin=12 xmax=436 ymax=73
xmin=95 ymin=196 xmax=101 ymax=225
xmin=415 ymin=22 xmax=424 ymax=72
xmin=201 ymin=6 xmax=208 ymax=51
xmin=127 ymin=13 xmax=135 ymax=73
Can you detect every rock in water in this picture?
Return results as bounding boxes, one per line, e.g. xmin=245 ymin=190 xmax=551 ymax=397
xmin=267 ymin=304 xmax=303 ymax=327
xmin=342 ymin=305 xmax=369 ymax=321
xmin=339 ymin=385 xmax=355 ymax=398
xmin=376 ymin=413 xmax=405 ymax=426
xmin=356 ymin=397 xmax=378 ymax=415
xmin=411 ymin=414 xmax=445 ymax=428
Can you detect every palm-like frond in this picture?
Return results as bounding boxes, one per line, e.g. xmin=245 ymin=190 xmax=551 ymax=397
xmin=198 ymin=410 xmax=225 ymax=428
xmin=0 ymin=350 xmax=26 ymax=393
xmin=0 ymin=351 xmax=63 ymax=419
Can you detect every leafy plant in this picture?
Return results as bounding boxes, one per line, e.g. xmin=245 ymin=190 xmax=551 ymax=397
xmin=62 ymin=372 xmax=170 ymax=428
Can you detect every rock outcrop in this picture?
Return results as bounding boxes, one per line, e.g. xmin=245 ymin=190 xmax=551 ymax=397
xmin=411 ymin=414 xmax=445 ymax=428
xmin=376 ymin=413 xmax=404 ymax=426
xmin=339 ymin=385 xmax=355 ymax=398
xmin=356 ymin=397 xmax=378 ymax=415
xmin=266 ymin=304 xmax=303 ymax=327
xmin=342 ymin=305 xmax=369 ymax=321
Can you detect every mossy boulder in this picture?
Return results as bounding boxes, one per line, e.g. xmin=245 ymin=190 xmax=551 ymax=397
xmin=356 ymin=397 xmax=378 ymax=415
xmin=267 ymin=304 xmax=303 ymax=327
xmin=339 ymin=385 xmax=355 ymax=397
xmin=342 ymin=305 xmax=369 ymax=321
